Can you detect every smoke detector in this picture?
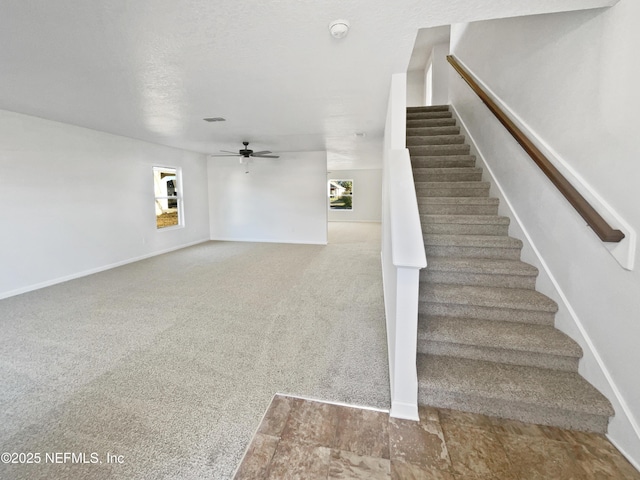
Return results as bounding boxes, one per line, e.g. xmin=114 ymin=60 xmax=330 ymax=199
xmin=329 ymin=19 xmax=350 ymax=39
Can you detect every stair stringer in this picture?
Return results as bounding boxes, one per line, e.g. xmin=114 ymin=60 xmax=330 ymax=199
xmin=449 ymin=102 xmax=640 ymax=469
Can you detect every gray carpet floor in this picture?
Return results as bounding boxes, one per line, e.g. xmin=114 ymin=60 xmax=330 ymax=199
xmin=0 ymin=222 xmax=390 ymax=480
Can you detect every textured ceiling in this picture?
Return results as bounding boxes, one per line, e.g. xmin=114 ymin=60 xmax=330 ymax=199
xmin=0 ymin=0 xmax=617 ymax=169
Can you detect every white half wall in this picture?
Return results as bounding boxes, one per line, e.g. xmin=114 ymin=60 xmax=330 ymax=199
xmin=0 ymin=109 xmax=210 ymax=299
xmin=208 ymin=152 xmax=327 ymax=245
xmin=328 ymin=169 xmax=382 ymax=223
xmin=450 ymin=2 xmax=640 ymax=467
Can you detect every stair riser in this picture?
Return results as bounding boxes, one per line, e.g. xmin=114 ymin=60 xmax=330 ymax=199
xmin=416 ymin=186 xmax=490 ymax=198
xmin=420 ymin=303 xmax=556 ymax=325
xmin=408 ymin=105 xmax=450 ymax=113
xmin=411 ymin=157 xmax=476 ymax=168
xmin=414 ymin=172 xmax=483 ymax=182
xmin=407 ymin=111 xmax=453 ymax=120
xmin=420 ymin=214 xmax=509 ymax=225
xmin=419 ymin=204 xmax=499 ymax=215
xmin=422 ymin=271 xmax=537 ymax=289
xmin=424 ymin=244 xmax=523 ymax=260
xmin=407 ymin=126 xmax=460 ymax=137
xmin=418 ymin=342 xmax=579 ymax=372
xmin=422 ymin=223 xmax=510 ymax=236
xmin=407 ymin=118 xmax=457 ymax=128
xmin=418 ymin=390 xmax=609 ymax=434
xmin=407 ymin=135 xmax=466 ymax=146
xmin=409 ymin=145 xmax=470 ymax=156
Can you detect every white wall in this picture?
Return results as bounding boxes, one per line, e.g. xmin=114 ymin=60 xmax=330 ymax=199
xmin=450 ymin=2 xmax=640 ymax=466
xmin=409 ymin=42 xmax=450 ymax=108
xmin=406 ymin=70 xmax=425 ymax=107
xmin=208 ymin=152 xmax=327 ymax=244
xmin=425 ymin=63 xmax=434 ymax=106
xmin=0 ymin=109 xmax=210 ymax=299
xmin=430 ymin=43 xmax=451 ymax=105
xmin=328 ymin=169 xmax=382 ymax=223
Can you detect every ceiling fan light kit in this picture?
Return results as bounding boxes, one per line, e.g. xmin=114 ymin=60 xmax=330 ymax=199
xmin=329 ymin=19 xmax=350 ymax=39
xmin=210 ymin=141 xmax=280 ymax=163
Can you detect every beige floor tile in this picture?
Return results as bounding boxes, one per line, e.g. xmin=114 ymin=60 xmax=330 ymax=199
xmin=571 ymin=442 xmax=640 ymax=480
xmin=443 ymin=421 xmax=517 ymax=479
xmin=280 ymin=398 xmax=340 ymax=447
xmin=334 ymin=407 xmax=389 ymax=458
xmin=538 ymin=424 xmax=579 ymax=443
xmin=266 ymin=438 xmax=331 ymax=480
xmin=488 ymin=416 xmax=547 ymax=438
xmin=328 ymin=449 xmax=390 ymax=479
xmin=233 ymin=433 xmax=279 ymax=480
xmin=391 ymin=458 xmax=456 ymax=480
xmin=389 ymin=417 xmax=451 ymax=470
xmin=419 ymin=405 xmax=441 ymax=423
xmin=607 ymin=454 xmax=640 ymax=479
xmin=257 ymin=394 xmax=294 ymax=437
xmin=235 ymin=397 xmax=640 ymax=480
xmin=569 ymin=431 xmax=622 ymax=457
xmin=438 ymin=408 xmax=494 ymax=431
xmin=497 ymin=433 xmax=588 ymax=480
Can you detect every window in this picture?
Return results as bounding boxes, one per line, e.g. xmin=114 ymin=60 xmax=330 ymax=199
xmin=328 ymin=179 xmax=353 ymax=210
xmin=153 ymin=167 xmax=182 ymax=229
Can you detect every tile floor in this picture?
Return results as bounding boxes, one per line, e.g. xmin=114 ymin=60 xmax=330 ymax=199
xmin=234 ymin=394 xmax=640 ymax=480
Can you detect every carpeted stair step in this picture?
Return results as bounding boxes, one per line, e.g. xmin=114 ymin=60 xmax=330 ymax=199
xmin=418 ymin=316 xmax=582 ymax=371
xmin=406 ymin=111 xmax=453 ymax=120
xmin=417 ymin=354 xmax=614 ymax=433
xmin=411 ymin=155 xmax=476 ymax=169
xmin=415 ymin=181 xmax=489 ymax=198
xmin=421 ymin=257 xmax=538 ymax=289
xmin=409 ymin=144 xmax=470 ymax=156
xmin=420 ymin=284 xmax=558 ymax=325
xmin=407 ymin=126 xmax=460 ymax=137
xmin=409 ymin=103 xmax=614 ymax=434
xmin=425 ymin=234 xmax=523 ymax=260
xmin=413 ymin=167 xmax=483 ymax=183
xmin=407 ymin=134 xmax=466 ymax=147
xmin=421 ymin=214 xmax=509 ymax=236
xmin=417 ymin=197 xmax=499 ymax=215
xmin=408 ymin=105 xmax=450 ymax=113
xmin=407 ymin=118 xmax=457 ymax=128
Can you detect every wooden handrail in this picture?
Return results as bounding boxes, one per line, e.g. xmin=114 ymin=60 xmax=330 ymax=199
xmin=447 ymin=55 xmax=624 ymax=243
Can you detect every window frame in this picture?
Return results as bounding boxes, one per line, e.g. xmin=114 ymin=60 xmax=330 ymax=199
xmin=153 ymin=166 xmax=184 ymax=230
xmin=328 ymin=179 xmax=353 ymax=211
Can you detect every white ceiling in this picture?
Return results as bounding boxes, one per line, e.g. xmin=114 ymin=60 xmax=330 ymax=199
xmin=0 ymin=0 xmax=617 ymax=170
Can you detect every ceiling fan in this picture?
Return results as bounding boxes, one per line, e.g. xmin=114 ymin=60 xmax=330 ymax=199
xmin=211 ymin=141 xmax=279 ymax=159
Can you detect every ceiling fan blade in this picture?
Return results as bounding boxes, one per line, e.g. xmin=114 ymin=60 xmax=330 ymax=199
xmin=250 ymin=151 xmax=271 ymax=155
xmin=252 ymin=154 xmax=279 ymax=158
xmin=210 ymin=153 xmax=241 ymax=157
xmin=220 ymin=150 xmax=241 ymax=154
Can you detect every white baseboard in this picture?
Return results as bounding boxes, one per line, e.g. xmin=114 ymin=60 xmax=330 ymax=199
xmin=210 ymin=236 xmax=327 ymax=246
xmin=390 ymin=401 xmax=420 ymax=421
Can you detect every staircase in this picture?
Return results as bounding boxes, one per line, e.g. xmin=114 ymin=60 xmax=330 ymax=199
xmin=408 ymin=105 xmax=614 ymax=433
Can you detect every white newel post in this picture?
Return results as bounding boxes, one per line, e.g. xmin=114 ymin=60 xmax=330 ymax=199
xmin=390 ymin=266 xmax=421 ymax=420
